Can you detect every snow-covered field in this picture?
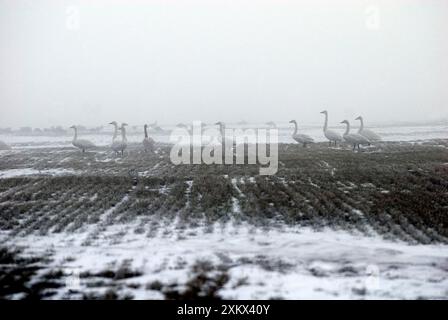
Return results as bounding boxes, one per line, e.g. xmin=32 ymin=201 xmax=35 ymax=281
xmin=0 ymin=127 xmax=447 ymax=300
xmin=2 ymin=221 xmax=447 ymax=299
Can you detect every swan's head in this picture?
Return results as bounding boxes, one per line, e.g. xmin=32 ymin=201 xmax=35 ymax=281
xmin=340 ymin=120 xmax=349 ymax=125
xmin=320 ymin=110 xmax=328 ymax=115
xmin=289 ymin=120 xmax=297 ymax=124
xmin=109 ymin=121 xmax=118 ymax=126
xmin=214 ymin=121 xmax=224 ymax=126
xmin=69 ymin=125 xmax=76 ymax=129
xmin=144 ymin=124 xmax=148 ymax=128
xmin=355 ymin=116 xmax=362 ymax=121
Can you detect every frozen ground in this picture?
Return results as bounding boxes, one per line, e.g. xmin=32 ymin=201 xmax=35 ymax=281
xmin=0 ymin=131 xmax=447 ymax=299
xmin=0 ymin=221 xmax=446 ymax=300
xmin=2 ymin=221 xmax=448 ymax=299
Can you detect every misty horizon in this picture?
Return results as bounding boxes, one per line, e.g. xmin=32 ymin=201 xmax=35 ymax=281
xmin=1 ymin=0 xmax=447 ymax=128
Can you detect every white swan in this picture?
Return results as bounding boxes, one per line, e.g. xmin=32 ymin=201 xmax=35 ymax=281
xmin=176 ymin=123 xmax=192 ymax=133
xmin=320 ymin=110 xmax=343 ymax=146
xmin=70 ymin=125 xmax=95 ymax=153
xmin=143 ymin=124 xmax=155 ymax=152
xmin=215 ymin=121 xmax=235 ymax=147
xmin=289 ymin=120 xmax=314 ymax=147
xmin=340 ymin=120 xmax=370 ymax=150
xmin=355 ymin=116 xmax=381 ymax=144
xmin=109 ymin=121 xmax=122 ymax=154
xmin=179 ymin=122 xmax=207 ymax=134
xmin=116 ymin=123 xmax=128 ymax=155
xmin=265 ymin=121 xmax=277 ymax=128
xmin=0 ymin=140 xmax=11 ymax=150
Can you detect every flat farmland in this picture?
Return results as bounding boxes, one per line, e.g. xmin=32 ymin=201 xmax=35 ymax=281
xmin=1 ymin=140 xmax=447 ymax=299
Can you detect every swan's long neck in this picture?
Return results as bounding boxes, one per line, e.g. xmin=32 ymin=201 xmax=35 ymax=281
xmin=112 ymin=124 xmax=118 ymax=141
xmin=72 ymin=127 xmax=78 ymax=141
xmin=344 ymin=122 xmax=350 ymax=136
xmin=121 ymin=127 xmax=127 ymax=142
xmin=292 ymin=121 xmax=298 ymax=136
xmin=358 ymin=118 xmax=364 ymax=133
xmin=323 ymin=114 xmax=328 ymax=132
xmin=219 ymin=123 xmax=225 ymax=136
xmin=144 ymin=126 xmax=148 ymax=138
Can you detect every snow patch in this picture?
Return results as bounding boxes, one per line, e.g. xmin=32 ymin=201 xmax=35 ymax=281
xmin=0 ymin=168 xmax=80 ymax=179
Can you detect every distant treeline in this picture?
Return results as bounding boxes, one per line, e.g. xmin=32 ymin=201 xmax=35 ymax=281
xmin=0 ymin=126 xmax=105 ymax=136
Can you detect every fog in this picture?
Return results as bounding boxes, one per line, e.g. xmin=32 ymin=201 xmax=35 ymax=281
xmin=1 ymin=0 xmax=447 ymax=128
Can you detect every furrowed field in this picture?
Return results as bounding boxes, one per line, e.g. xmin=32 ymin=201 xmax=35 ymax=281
xmin=1 ymin=140 xmax=447 ymax=299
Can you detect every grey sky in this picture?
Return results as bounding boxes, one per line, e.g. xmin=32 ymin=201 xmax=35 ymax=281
xmin=1 ymin=0 xmax=447 ymax=128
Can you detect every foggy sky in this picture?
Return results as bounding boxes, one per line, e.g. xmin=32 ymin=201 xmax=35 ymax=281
xmin=1 ymin=0 xmax=447 ymax=128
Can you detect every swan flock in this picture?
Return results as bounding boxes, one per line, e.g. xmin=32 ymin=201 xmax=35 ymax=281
xmin=1 ymin=112 xmax=381 ymax=153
